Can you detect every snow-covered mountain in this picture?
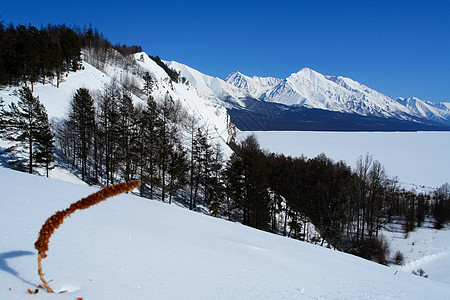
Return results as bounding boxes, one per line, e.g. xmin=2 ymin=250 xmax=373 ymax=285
xmin=396 ymin=97 xmax=450 ymax=124
xmin=166 ymin=63 xmax=450 ymax=130
xmin=260 ymin=68 xmax=410 ymax=117
xmin=224 ymin=71 xmax=283 ymax=99
xmin=2 ymin=167 xmax=450 ymax=299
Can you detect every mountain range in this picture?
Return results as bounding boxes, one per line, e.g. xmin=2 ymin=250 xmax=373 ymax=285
xmin=167 ymin=61 xmax=450 ymax=131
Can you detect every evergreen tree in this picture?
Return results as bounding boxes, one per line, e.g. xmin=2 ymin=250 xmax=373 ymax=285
xmin=96 ymin=80 xmax=121 ymax=185
xmin=223 ymin=151 xmax=245 ymax=222
xmin=158 ymin=91 xmax=175 ymax=202
xmin=207 ymin=143 xmax=225 ymax=216
xmin=117 ymin=89 xmax=135 ymax=182
xmin=0 ymin=97 xmax=6 ymax=137
xmin=6 ymin=87 xmax=54 ymax=174
xmin=34 ymin=105 xmax=55 ymax=177
xmin=59 ymin=27 xmax=81 ymax=71
xmin=166 ymin=141 xmax=189 ymax=204
xmin=68 ymin=88 xmax=95 ymax=181
xmin=139 ymin=92 xmax=161 ymax=198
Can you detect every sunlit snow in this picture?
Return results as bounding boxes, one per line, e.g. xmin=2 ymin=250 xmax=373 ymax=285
xmin=1 ymin=167 xmax=450 ymax=299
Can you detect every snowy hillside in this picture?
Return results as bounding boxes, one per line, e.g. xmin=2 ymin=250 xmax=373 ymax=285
xmin=165 ymin=60 xmax=248 ymax=108
xmin=0 ymin=50 xmax=234 ymax=150
xmin=2 ymin=167 xmax=450 ymax=299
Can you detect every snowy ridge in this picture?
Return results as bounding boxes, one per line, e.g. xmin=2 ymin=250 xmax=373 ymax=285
xmin=396 ymin=97 xmax=450 ymax=124
xmin=224 ymin=71 xmax=282 ymax=99
xmin=261 ymin=68 xmax=412 ymax=118
xmin=168 ymin=62 xmax=450 ymax=126
xmin=2 ymin=167 xmax=450 ymax=299
xmin=165 ymin=60 xmax=248 ymax=108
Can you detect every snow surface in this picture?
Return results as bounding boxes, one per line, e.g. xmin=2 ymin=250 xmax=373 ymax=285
xmin=384 ymin=223 xmax=450 ymax=284
xmin=238 ymin=131 xmax=450 ymax=189
xmin=2 ymin=167 xmax=450 ymax=299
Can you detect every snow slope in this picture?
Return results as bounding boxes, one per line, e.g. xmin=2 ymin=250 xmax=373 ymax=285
xmin=238 ymin=131 xmax=450 ymax=189
xmin=0 ymin=62 xmax=111 ymax=121
xmin=384 ymin=222 xmax=450 ymax=284
xmin=1 ymin=167 xmax=450 ymax=299
xmin=165 ymin=60 xmax=248 ymax=108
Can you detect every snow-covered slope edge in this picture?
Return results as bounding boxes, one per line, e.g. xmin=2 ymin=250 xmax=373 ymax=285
xmin=1 ymin=167 xmax=450 ymax=300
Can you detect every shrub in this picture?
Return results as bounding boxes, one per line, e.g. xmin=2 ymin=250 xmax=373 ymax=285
xmin=393 ymin=250 xmax=404 ymax=265
xmin=412 ymin=268 xmax=428 ymax=278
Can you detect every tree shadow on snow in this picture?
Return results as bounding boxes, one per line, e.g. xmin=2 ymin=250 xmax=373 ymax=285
xmin=0 ymin=250 xmax=36 ymax=286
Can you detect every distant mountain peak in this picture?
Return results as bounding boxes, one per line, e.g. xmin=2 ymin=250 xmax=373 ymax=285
xmin=225 ymin=71 xmax=282 ymax=99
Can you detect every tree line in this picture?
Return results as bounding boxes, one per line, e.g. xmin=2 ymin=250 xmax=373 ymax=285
xmin=223 ymin=137 xmax=450 ymax=263
xmin=0 ymin=23 xmax=82 ymax=88
xmin=0 ymin=22 xmax=143 ymax=89
xmin=56 ymin=73 xmax=224 ymax=211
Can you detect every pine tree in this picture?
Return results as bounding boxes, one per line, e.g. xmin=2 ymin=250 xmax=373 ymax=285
xmin=0 ymin=97 xmax=6 ymax=137
xmin=68 ymin=88 xmax=95 ymax=181
xmin=34 ymin=105 xmax=55 ymax=177
xmin=6 ymin=87 xmax=54 ymax=174
xmin=223 ymin=152 xmax=245 ymax=221
xmin=117 ymin=89 xmax=135 ymax=181
xmin=158 ymin=92 xmax=175 ymax=203
xmin=96 ymin=80 xmax=121 ymax=185
xmin=207 ymin=143 xmax=225 ymax=216
xmin=167 ymin=142 xmax=189 ymax=204
xmin=139 ymin=93 xmax=161 ymax=198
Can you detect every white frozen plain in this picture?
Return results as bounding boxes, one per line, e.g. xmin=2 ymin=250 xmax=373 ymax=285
xmin=238 ymin=131 xmax=450 ymax=189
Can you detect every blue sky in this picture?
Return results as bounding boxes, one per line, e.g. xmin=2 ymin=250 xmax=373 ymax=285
xmin=2 ymin=0 xmax=449 ymax=102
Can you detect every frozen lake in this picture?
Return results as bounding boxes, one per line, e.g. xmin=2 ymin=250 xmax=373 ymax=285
xmin=238 ymin=131 xmax=450 ymax=189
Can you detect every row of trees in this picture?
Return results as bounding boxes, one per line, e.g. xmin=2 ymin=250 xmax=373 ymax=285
xmin=56 ymin=73 xmax=223 ymax=210
xmin=222 ymin=136 xmax=450 ymax=263
xmin=0 ymin=87 xmax=55 ymax=175
xmin=0 ymin=22 xmax=144 ymax=89
xmin=0 ymin=23 xmax=82 ymax=88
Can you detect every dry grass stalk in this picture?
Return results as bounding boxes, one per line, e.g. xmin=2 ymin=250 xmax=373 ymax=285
xmin=34 ymin=180 xmax=141 ymax=293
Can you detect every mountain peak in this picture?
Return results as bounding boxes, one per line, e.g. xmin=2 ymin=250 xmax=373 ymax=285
xmin=225 ymin=71 xmax=282 ymax=99
xmin=225 ymin=71 xmax=248 ymax=82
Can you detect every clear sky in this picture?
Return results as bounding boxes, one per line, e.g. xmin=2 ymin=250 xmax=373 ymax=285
xmin=2 ymin=0 xmax=449 ymax=103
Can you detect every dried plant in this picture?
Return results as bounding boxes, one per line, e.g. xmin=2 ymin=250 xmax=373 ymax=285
xmin=34 ymin=180 xmax=141 ymax=293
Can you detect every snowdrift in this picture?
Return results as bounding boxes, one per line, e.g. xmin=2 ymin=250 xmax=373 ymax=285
xmin=1 ymin=167 xmax=449 ymax=299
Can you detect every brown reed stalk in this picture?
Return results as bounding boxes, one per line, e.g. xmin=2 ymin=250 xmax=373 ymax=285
xmin=34 ymin=180 xmax=141 ymax=293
